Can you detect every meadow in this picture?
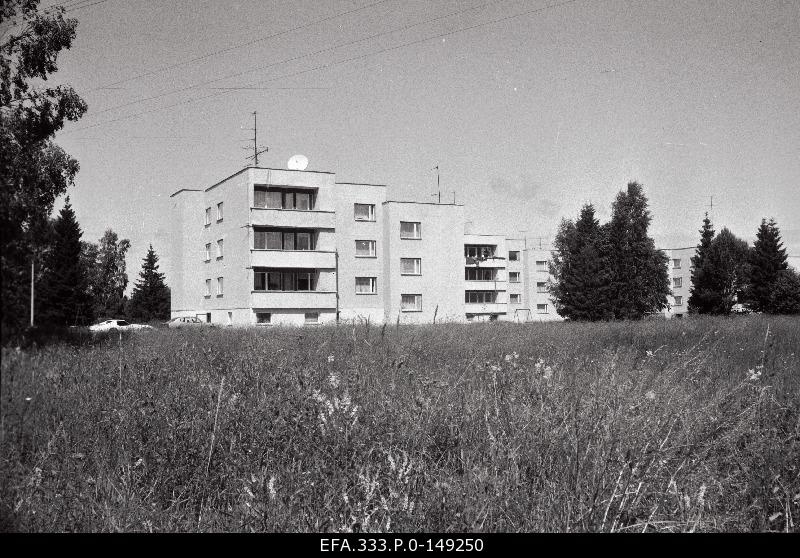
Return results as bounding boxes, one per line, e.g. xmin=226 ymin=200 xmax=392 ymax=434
xmin=1 ymin=315 xmax=798 ymax=532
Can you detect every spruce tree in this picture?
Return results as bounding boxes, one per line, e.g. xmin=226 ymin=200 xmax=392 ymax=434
xmin=746 ymin=218 xmax=788 ymax=312
xmin=688 ymin=227 xmax=749 ymax=314
xmin=549 ymin=204 xmax=613 ymax=320
xmin=688 ymin=213 xmax=716 ymax=313
xmin=127 ymin=245 xmax=170 ymax=322
xmin=604 ymin=182 xmax=670 ymax=319
xmin=37 ymin=198 xmax=93 ymax=326
xmin=768 ymin=269 xmax=800 ymax=315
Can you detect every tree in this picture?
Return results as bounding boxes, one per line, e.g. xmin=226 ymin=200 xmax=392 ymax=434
xmin=688 ymin=227 xmax=750 ymax=315
xmin=1 ymin=0 xmax=87 ymax=337
xmin=127 ymin=245 xmax=170 ymax=322
xmin=36 ymin=197 xmax=92 ymax=326
xmin=767 ymin=269 xmax=800 ymax=315
xmin=549 ymin=204 xmax=613 ymax=320
xmin=84 ymin=229 xmax=131 ymax=319
xmin=745 ymin=218 xmax=788 ymax=313
xmin=688 ymin=213 xmax=716 ymax=313
xmin=603 ymin=181 xmax=670 ymax=319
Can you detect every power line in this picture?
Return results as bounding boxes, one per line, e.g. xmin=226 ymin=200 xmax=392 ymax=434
xmin=65 ymin=0 xmax=580 ymax=134
xmin=89 ymin=0 xmax=394 ymax=92
xmin=82 ymin=0 xmax=508 ymax=120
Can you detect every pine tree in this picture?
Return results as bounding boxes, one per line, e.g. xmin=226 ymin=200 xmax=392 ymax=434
xmin=688 ymin=213 xmax=716 ymax=313
xmin=37 ymin=198 xmax=93 ymax=326
xmin=549 ymin=204 xmax=613 ymax=320
xmin=604 ymin=182 xmax=670 ymax=319
xmin=127 ymin=245 xmax=170 ymax=322
xmin=745 ymin=218 xmax=788 ymax=313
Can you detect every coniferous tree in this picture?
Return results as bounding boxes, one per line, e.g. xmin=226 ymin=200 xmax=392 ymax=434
xmin=549 ymin=204 xmax=613 ymax=320
xmin=688 ymin=227 xmax=749 ymax=314
xmin=768 ymin=269 xmax=800 ymax=315
xmin=603 ymin=181 xmax=670 ymax=319
xmin=127 ymin=245 xmax=170 ymax=322
xmin=688 ymin=213 xmax=716 ymax=313
xmin=37 ymin=198 xmax=93 ymax=326
xmin=745 ymin=218 xmax=788 ymax=313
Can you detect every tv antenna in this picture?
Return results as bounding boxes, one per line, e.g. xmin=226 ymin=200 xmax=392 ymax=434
xmin=431 ymin=165 xmax=440 ymax=203
xmin=244 ymin=111 xmax=269 ymax=166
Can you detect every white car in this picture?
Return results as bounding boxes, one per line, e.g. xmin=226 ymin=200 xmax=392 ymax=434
xmin=89 ymin=319 xmax=154 ymax=333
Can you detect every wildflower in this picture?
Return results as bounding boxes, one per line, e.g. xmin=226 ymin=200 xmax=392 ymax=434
xmin=24 ymin=397 xmax=32 ymax=402
xmin=328 ymin=372 xmax=340 ymax=389
xmin=267 ymin=475 xmax=277 ymax=500
xmin=542 ymin=366 xmax=553 ymax=381
xmin=327 ymin=355 xmax=335 ymax=363
xmin=645 ymin=390 xmax=656 ymax=401
xmin=747 ymin=368 xmax=761 ymax=381
xmin=646 ymin=350 xmax=654 ymax=357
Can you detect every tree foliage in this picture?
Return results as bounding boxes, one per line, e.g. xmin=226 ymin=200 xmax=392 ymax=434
xmin=688 ymin=225 xmax=750 ymax=315
xmin=126 ymin=245 xmax=170 ymax=322
xmin=688 ymin=214 xmax=715 ymax=313
xmin=36 ymin=198 xmax=92 ymax=326
xmin=767 ymin=269 xmax=800 ymax=315
xmin=83 ymin=229 xmax=131 ymax=319
xmin=549 ymin=183 xmax=668 ymax=321
xmin=745 ymin=218 xmax=788 ymax=313
xmin=549 ymin=204 xmax=614 ymax=320
xmin=1 ymin=0 xmax=87 ymax=337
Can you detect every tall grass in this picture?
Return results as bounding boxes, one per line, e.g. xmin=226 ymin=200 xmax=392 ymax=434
xmin=1 ymin=315 xmax=798 ymax=532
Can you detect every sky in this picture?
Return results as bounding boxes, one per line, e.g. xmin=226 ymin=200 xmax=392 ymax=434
xmin=42 ymin=0 xmax=800 ymax=285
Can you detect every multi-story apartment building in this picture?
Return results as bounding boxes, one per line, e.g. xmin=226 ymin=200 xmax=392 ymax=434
xmin=170 ymin=165 xmax=560 ymax=326
xmin=662 ymin=247 xmax=695 ymax=318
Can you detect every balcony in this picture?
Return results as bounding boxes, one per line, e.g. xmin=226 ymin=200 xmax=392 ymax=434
xmin=464 ymin=256 xmax=506 ymax=268
xmin=251 ymin=250 xmax=335 ymax=269
xmin=251 ymin=291 xmax=337 ymax=309
xmin=251 ymin=208 xmax=335 ymax=229
xmin=465 ymin=303 xmax=507 ymax=314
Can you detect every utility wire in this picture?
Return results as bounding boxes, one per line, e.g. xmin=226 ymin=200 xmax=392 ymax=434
xmin=83 ymin=0 xmax=508 ymax=118
xmin=90 ymin=0 xmax=394 ymax=92
xmin=65 ymin=0 xmax=581 ymax=134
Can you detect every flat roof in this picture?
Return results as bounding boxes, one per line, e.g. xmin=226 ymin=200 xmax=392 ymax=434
xmin=383 ymin=200 xmax=464 ymax=207
xmin=169 ymin=188 xmax=202 ymax=198
xmin=336 ymin=182 xmax=387 ymax=188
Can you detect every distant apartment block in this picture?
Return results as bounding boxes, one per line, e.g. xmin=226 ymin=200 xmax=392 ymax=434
xmin=170 ymin=166 xmax=561 ymax=326
xmin=661 ymin=247 xmax=695 ymax=319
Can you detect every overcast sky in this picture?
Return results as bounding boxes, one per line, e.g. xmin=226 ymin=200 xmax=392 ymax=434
xmin=47 ymin=0 xmax=800 ymax=283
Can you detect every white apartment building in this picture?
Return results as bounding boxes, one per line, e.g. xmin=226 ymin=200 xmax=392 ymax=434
xmin=170 ymin=166 xmax=561 ymax=326
xmin=662 ymin=247 xmax=695 ymax=318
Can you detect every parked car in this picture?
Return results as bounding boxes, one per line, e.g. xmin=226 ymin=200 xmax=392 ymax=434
xmin=89 ymin=319 xmax=154 ymax=333
xmin=166 ymin=316 xmax=210 ymax=329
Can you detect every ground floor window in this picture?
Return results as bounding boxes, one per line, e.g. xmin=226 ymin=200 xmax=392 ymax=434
xmin=305 ymin=312 xmax=319 ymax=324
xmin=355 ymin=277 xmax=377 ymax=294
xmin=401 ymin=294 xmax=422 ymax=311
xmin=510 ymin=294 xmax=521 ymax=304
xmin=256 ymin=312 xmax=271 ymax=324
xmin=537 ymin=304 xmax=548 ymax=314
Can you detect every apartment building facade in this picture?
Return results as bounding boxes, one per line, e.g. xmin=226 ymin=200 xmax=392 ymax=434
xmin=662 ymin=247 xmax=695 ymax=318
xmin=170 ymin=166 xmax=561 ymax=326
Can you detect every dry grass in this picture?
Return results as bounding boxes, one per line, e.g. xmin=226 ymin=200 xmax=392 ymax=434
xmin=1 ymin=315 xmax=798 ymax=532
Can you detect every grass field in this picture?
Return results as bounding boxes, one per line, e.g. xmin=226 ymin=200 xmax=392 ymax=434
xmin=1 ymin=315 xmax=798 ymax=532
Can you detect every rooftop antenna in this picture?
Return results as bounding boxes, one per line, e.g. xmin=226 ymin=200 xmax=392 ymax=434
xmin=244 ymin=111 xmax=269 ymax=166
xmin=431 ymin=165 xmax=440 ymax=203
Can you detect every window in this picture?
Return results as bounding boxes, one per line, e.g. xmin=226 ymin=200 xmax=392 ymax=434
xmin=673 ymin=277 xmax=682 ymax=288
xmin=536 ymin=304 xmax=548 ymax=314
xmin=509 ymin=272 xmax=520 ymax=283
xmin=465 ymin=268 xmax=495 ymax=281
xmin=354 ymin=203 xmax=375 ymax=221
xmin=536 ymin=260 xmax=548 ymax=272
xmin=216 ymin=239 xmax=224 ymax=259
xmin=305 ymin=312 xmax=319 ymax=324
xmin=537 ymin=282 xmax=547 ymax=293
xmin=295 ymin=192 xmax=311 ymax=210
xmin=401 ymin=258 xmax=421 ymax=275
xmin=400 ymin=221 xmax=421 ymax=239
xmin=256 ymin=312 xmax=271 ymax=325
xmin=216 ymin=202 xmax=223 ymax=222
xmin=465 ymin=291 xmax=497 ymax=304
xmin=254 ymin=188 xmax=315 ymax=210
xmin=254 ymin=270 xmax=315 ymax=291
xmin=510 ymin=294 xmax=521 ymax=304
xmin=254 ymin=229 xmax=315 ymax=251
xmin=401 ymin=294 xmax=422 ymax=311
xmin=673 ymin=258 xmax=681 ymax=269
xmin=355 ymin=277 xmax=377 ymax=294
xmin=355 ymin=240 xmax=376 ymax=257
xmin=204 ymin=243 xmax=211 ymax=262
xmin=205 ymin=279 xmax=211 ymax=297
xmin=216 ymin=277 xmax=224 ymax=296
xmin=509 ymin=251 xmax=520 ymax=261
xmin=465 ymin=245 xmax=496 ymax=259
xmin=205 ymin=208 xmax=211 ymax=226
xmin=674 ymin=296 xmax=683 ymax=306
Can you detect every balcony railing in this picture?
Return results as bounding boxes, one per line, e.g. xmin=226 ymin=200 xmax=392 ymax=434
xmin=465 ymin=256 xmax=506 ymax=268
xmin=251 ymin=290 xmax=337 ymax=309
xmin=464 ymin=302 xmax=507 ymax=314
xmin=251 ymin=208 xmax=335 ymax=229
xmin=251 ymin=250 xmax=335 ymax=269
